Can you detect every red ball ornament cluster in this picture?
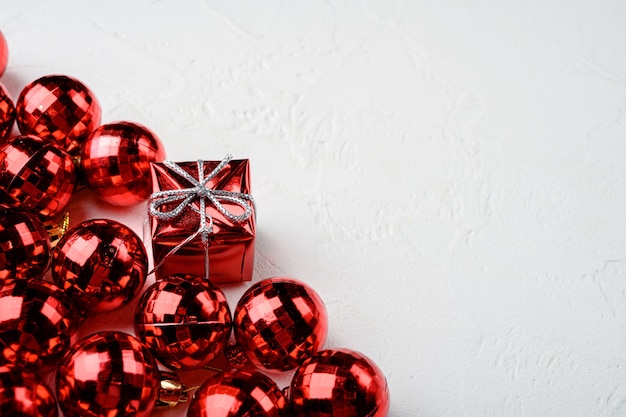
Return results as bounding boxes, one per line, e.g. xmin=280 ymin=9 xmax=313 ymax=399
xmin=187 ymin=369 xmax=288 ymax=417
xmin=56 ymin=331 xmax=161 ymax=417
xmin=0 ymin=365 xmax=58 ymax=417
xmin=0 ymin=278 xmax=78 ymax=370
xmin=0 ymin=83 xmax=13 ymax=139
xmin=290 ymin=349 xmax=390 ymax=417
xmin=0 ymin=29 xmax=390 ymax=417
xmin=0 ymin=208 xmax=51 ymax=280
xmin=0 ymin=134 xmax=76 ymax=217
xmin=81 ymin=121 xmax=167 ymax=205
xmin=16 ymin=75 xmax=102 ymax=155
xmin=51 ymin=218 xmax=148 ymax=313
xmin=135 ymin=275 xmax=232 ymax=370
xmin=0 ymin=31 xmax=7 ymax=78
xmin=0 ymin=49 xmax=166 ymax=216
xmin=233 ymin=277 xmax=328 ymax=372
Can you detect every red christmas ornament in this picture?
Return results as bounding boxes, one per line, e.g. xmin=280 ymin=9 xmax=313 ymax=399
xmin=289 ymin=349 xmax=390 ymax=417
xmin=81 ymin=121 xmax=167 ymax=206
xmin=0 ymin=31 xmax=7 ymax=77
xmin=0 ymin=279 xmax=79 ymax=370
xmin=0 ymin=365 xmax=58 ymax=417
xmin=56 ymin=331 xmax=161 ymax=417
xmin=233 ymin=277 xmax=328 ymax=372
xmin=0 ymin=134 xmax=75 ymax=217
xmin=51 ymin=218 xmax=148 ymax=313
xmin=135 ymin=274 xmax=232 ymax=370
xmin=187 ymin=369 xmax=288 ymax=417
xmin=0 ymin=209 xmax=51 ymax=281
xmin=0 ymin=82 xmax=14 ymax=139
xmin=15 ymin=74 xmax=101 ymax=155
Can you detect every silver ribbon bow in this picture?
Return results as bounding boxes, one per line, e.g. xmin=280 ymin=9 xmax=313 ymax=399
xmin=148 ymin=154 xmax=255 ymax=279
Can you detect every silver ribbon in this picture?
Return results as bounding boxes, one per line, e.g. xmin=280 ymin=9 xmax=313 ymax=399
xmin=148 ymin=154 xmax=255 ymax=279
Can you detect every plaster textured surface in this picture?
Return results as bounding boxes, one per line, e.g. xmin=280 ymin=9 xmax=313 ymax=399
xmin=1 ymin=1 xmax=625 ymax=416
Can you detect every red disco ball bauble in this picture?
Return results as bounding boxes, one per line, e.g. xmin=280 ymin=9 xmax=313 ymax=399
xmin=0 ymin=209 xmax=51 ymax=281
xmin=0 ymin=83 xmax=14 ymax=139
xmin=0 ymin=31 xmax=7 ymax=77
xmin=15 ymin=74 xmax=101 ymax=155
xmin=51 ymin=219 xmax=148 ymax=313
xmin=233 ymin=277 xmax=328 ymax=372
xmin=0 ymin=279 xmax=79 ymax=370
xmin=0 ymin=365 xmax=58 ymax=417
xmin=56 ymin=331 xmax=161 ymax=417
xmin=289 ymin=349 xmax=390 ymax=417
xmin=187 ymin=369 xmax=288 ymax=417
xmin=135 ymin=274 xmax=232 ymax=370
xmin=81 ymin=121 xmax=166 ymax=206
xmin=0 ymin=135 xmax=75 ymax=218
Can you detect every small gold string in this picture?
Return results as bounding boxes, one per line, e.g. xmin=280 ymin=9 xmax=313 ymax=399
xmin=183 ymin=385 xmax=201 ymax=393
xmin=203 ymin=365 xmax=226 ymax=373
xmin=181 ymin=365 xmax=226 ymax=393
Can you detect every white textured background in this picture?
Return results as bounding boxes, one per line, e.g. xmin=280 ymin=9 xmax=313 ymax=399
xmin=2 ymin=1 xmax=626 ymax=416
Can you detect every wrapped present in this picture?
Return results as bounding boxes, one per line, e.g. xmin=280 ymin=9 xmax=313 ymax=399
xmin=149 ymin=155 xmax=255 ymax=284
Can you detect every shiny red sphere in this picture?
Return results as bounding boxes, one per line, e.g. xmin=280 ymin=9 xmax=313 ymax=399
xmin=135 ymin=274 xmax=232 ymax=370
xmin=56 ymin=331 xmax=160 ymax=417
xmin=187 ymin=369 xmax=288 ymax=417
xmin=290 ymin=349 xmax=390 ymax=417
xmin=51 ymin=219 xmax=148 ymax=313
xmin=0 ymin=209 xmax=51 ymax=281
xmin=0 ymin=135 xmax=75 ymax=218
xmin=0 ymin=82 xmax=14 ymax=139
xmin=0 ymin=279 xmax=79 ymax=370
xmin=81 ymin=121 xmax=166 ymax=206
xmin=0 ymin=31 xmax=7 ymax=77
xmin=234 ymin=277 xmax=328 ymax=372
xmin=15 ymin=75 xmax=101 ymax=155
xmin=0 ymin=365 xmax=58 ymax=417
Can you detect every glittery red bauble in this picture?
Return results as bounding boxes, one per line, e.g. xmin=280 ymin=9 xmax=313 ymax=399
xmin=81 ymin=121 xmax=166 ymax=206
xmin=135 ymin=274 xmax=232 ymax=370
xmin=234 ymin=277 xmax=328 ymax=372
xmin=51 ymin=219 xmax=148 ymax=313
xmin=0 ymin=31 xmax=7 ymax=77
xmin=0 ymin=135 xmax=75 ymax=218
xmin=56 ymin=331 xmax=160 ymax=417
xmin=0 ymin=209 xmax=51 ymax=281
xmin=187 ymin=369 xmax=288 ymax=417
xmin=0 ymin=83 xmax=14 ymax=139
xmin=0 ymin=365 xmax=58 ymax=417
xmin=0 ymin=279 xmax=78 ymax=370
xmin=15 ymin=75 xmax=101 ymax=155
xmin=289 ymin=349 xmax=390 ymax=417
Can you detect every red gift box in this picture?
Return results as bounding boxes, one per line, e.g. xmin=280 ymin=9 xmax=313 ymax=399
xmin=149 ymin=157 xmax=255 ymax=284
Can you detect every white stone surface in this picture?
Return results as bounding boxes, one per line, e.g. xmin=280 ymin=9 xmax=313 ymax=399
xmin=2 ymin=1 xmax=626 ymax=416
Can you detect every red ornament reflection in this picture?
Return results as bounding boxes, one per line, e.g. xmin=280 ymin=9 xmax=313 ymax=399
xmin=0 ymin=83 xmax=14 ymax=139
xmin=0 ymin=209 xmax=51 ymax=281
xmin=0 ymin=365 xmax=58 ymax=417
xmin=135 ymin=274 xmax=232 ymax=370
xmin=234 ymin=277 xmax=328 ymax=372
xmin=0 ymin=135 xmax=75 ymax=218
xmin=187 ymin=369 xmax=288 ymax=417
xmin=290 ymin=349 xmax=390 ymax=417
xmin=51 ymin=218 xmax=148 ymax=313
xmin=15 ymin=74 xmax=101 ymax=155
xmin=0 ymin=279 xmax=79 ymax=370
xmin=56 ymin=331 xmax=160 ymax=417
xmin=0 ymin=31 xmax=7 ymax=77
xmin=81 ymin=121 xmax=166 ymax=206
